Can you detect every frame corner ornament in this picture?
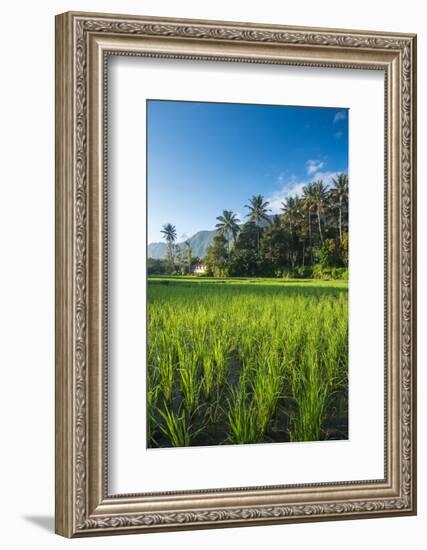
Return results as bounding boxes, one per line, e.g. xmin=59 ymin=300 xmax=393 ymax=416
xmin=55 ymin=11 xmax=416 ymax=537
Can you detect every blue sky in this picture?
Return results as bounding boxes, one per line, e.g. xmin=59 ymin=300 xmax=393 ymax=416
xmin=147 ymin=100 xmax=348 ymax=243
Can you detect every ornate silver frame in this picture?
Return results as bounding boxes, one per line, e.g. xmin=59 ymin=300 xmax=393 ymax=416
xmin=55 ymin=11 xmax=417 ymax=537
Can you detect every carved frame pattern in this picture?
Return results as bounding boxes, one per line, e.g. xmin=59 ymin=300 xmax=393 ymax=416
xmin=55 ymin=11 xmax=416 ymax=537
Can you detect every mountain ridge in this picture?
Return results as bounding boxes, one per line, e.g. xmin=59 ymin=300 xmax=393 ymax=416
xmin=148 ymin=217 xmax=273 ymax=260
xmin=148 ymin=229 xmax=215 ymax=260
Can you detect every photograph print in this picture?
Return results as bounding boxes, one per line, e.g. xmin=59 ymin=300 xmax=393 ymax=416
xmin=147 ymin=100 xmax=349 ymax=449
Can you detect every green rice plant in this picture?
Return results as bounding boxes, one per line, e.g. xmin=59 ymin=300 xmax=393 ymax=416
xmin=289 ymin=351 xmax=329 ymax=442
xmin=252 ymin=351 xmax=285 ymax=435
xmin=226 ymin=379 xmax=259 ymax=444
xmin=202 ymin=354 xmax=215 ymax=400
xmin=212 ymin=337 xmax=227 ymax=387
xmin=157 ymin=334 xmax=175 ymax=403
xmin=147 ymin=335 xmax=161 ymax=446
xmin=204 ymin=388 xmax=225 ymax=424
xmin=147 ymin=381 xmax=160 ymax=447
xmin=177 ymin=345 xmax=201 ymax=416
xmin=147 ymin=277 xmax=348 ymax=448
xmin=158 ymin=405 xmax=192 ymax=447
xmin=317 ymin=298 xmax=347 ymax=390
xmin=191 ymin=319 xmax=208 ymax=364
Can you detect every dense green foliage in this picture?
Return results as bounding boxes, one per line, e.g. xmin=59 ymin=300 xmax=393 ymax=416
xmin=148 ymin=251 xmax=200 ymax=276
xmin=208 ymin=175 xmax=348 ymax=277
xmin=147 ymin=278 xmax=348 ymax=447
xmin=157 ymin=174 xmax=348 ymax=279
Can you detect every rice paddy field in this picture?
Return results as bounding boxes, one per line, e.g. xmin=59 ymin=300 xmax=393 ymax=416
xmin=147 ymin=277 xmax=348 ymax=448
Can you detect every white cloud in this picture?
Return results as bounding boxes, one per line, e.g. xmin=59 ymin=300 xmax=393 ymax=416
xmin=306 ymin=159 xmax=324 ymax=175
xmin=310 ymin=170 xmax=340 ymax=186
xmin=267 ymin=175 xmax=307 ymax=214
xmin=333 ymin=110 xmax=346 ymax=124
xmin=266 ymin=169 xmax=347 ymax=214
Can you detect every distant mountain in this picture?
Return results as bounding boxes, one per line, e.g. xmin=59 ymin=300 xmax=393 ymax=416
xmin=148 ymin=216 xmax=273 ymax=260
xmin=148 ymin=229 xmax=216 ymax=260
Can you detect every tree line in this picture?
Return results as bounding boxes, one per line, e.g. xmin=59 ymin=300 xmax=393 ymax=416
xmin=155 ymin=173 xmax=348 ymax=279
xmin=148 ymin=230 xmax=198 ymax=276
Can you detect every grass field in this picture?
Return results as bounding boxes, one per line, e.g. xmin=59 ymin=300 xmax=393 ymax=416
xmin=147 ymin=276 xmax=348 ymax=448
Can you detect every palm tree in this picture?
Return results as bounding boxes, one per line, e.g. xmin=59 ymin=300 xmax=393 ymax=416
xmin=160 ymin=223 xmax=177 ymax=269
xmin=302 ymin=183 xmax=316 ymax=262
xmin=281 ymin=195 xmax=299 ymax=236
xmin=184 ymin=240 xmax=192 ymax=273
xmin=312 ymin=180 xmax=328 ymax=244
xmin=174 ymin=243 xmax=184 ymax=274
xmin=244 ymin=194 xmax=271 ymax=252
xmin=330 ymin=173 xmax=349 ymax=241
xmin=270 ymin=214 xmax=282 ymax=229
xmin=215 ymin=210 xmax=240 ymax=252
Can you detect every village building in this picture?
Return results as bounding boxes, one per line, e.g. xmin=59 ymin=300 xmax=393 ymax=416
xmin=193 ymin=260 xmax=206 ymax=274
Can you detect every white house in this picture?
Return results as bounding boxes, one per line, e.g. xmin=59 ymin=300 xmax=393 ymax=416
xmin=193 ymin=260 xmax=206 ymax=274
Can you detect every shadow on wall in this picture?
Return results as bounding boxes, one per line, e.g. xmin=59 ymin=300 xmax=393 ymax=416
xmin=23 ymin=516 xmax=54 ymax=533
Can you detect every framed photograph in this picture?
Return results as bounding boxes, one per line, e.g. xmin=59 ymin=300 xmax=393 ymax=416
xmin=55 ymin=11 xmax=417 ymax=537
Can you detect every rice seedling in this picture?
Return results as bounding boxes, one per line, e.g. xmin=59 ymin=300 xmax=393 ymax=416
xmin=177 ymin=345 xmax=201 ymax=417
xmin=252 ymin=351 xmax=285 ymax=435
xmin=202 ymin=354 xmax=215 ymax=400
xmin=212 ymin=336 xmax=228 ymax=387
xmin=147 ymin=381 xmax=160 ymax=447
xmin=288 ymin=351 xmax=329 ymax=442
xmin=156 ymin=334 xmax=174 ymax=403
xmin=158 ymin=405 xmax=192 ymax=447
xmin=227 ymin=380 xmax=259 ymax=445
xmin=147 ymin=277 xmax=348 ymax=448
